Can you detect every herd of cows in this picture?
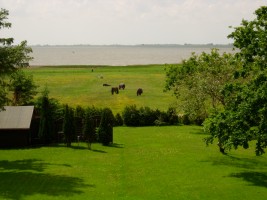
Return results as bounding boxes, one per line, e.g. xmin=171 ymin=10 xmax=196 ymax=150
xmin=103 ymin=83 xmax=143 ymax=96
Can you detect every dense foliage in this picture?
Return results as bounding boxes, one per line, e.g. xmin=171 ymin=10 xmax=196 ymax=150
xmin=0 ymin=8 xmax=32 ymax=109
xmin=8 ymin=70 xmax=38 ymax=105
xmin=63 ymin=105 xmax=76 ymax=147
xmin=204 ymin=6 xmax=267 ymax=155
xmin=165 ymin=49 xmax=241 ymax=124
xmin=228 ymin=6 xmax=267 ymax=70
xmin=97 ymin=108 xmax=114 ymax=146
xmin=122 ymin=105 xmax=180 ymax=126
xmin=83 ymin=106 xmax=102 ymax=148
xmin=37 ymin=89 xmax=60 ymax=144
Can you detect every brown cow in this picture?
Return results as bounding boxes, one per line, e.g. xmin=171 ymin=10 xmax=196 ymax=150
xmin=137 ymin=88 xmax=143 ymax=96
xmin=111 ymin=87 xmax=119 ymax=95
xmin=119 ymin=83 xmax=125 ymax=90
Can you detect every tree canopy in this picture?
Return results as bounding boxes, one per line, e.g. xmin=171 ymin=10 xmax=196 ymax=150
xmin=8 ymin=70 xmax=38 ymax=105
xmin=228 ymin=6 xmax=267 ymax=70
xmin=164 ymin=49 xmax=241 ymax=124
xmin=165 ymin=6 xmax=267 ymax=155
xmin=204 ymin=6 xmax=267 ymax=155
xmin=0 ymin=8 xmax=32 ymax=109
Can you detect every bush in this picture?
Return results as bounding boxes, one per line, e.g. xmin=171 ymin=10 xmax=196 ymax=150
xmin=154 ymin=119 xmax=168 ymax=126
xmin=180 ymin=114 xmax=191 ymax=125
xmin=114 ymin=113 xmax=123 ymax=126
xmin=166 ymin=107 xmax=179 ymax=125
xmin=139 ymin=106 xmax=158 ymax=126
xmin=122 ymin=105 xmax=140 ymax=126
xmin=122 ymin=105 xmax=180 ymax=127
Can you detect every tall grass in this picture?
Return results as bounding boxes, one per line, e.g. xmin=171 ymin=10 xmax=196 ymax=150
xmin=0 ymin=126 xmax=266 ymax=200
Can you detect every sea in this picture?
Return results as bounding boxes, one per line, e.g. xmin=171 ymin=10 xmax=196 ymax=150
xmin=29 ymin=44 xmax=236 ymax=66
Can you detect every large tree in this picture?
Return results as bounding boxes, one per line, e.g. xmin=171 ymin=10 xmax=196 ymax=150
xmin=164 ymin=49 xmax=241 ymax=124
xmin=228 ymin=6 xmax=267 ymax=70
xmin=8 ymin=70 xmax=38 ymax=105
xmin=204 ymin=6 xmax=267 ymax=155
xmin=0 ymin=8 xmax=32 ymax=109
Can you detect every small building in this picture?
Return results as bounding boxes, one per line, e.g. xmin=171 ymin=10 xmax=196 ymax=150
xmin=0 ymin=106 xmax=35 ymax=148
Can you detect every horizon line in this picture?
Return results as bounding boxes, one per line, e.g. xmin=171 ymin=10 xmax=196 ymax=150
xmin=29 ymin=43 xmax=234 ymax=47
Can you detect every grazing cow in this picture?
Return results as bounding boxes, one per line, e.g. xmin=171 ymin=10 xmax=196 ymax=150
xmin=111 ymin=87 xmax=119 ymax=95
xmin=103 ymin=83 xmax=111 ymax=86
xmin=119 ymin=83 xmax=125 ymax=90
xmin=137 ymin=88 xmax=143 ymax=96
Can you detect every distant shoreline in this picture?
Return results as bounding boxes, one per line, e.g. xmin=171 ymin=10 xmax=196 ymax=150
xmin=29 ymin=63 xmax=169 ymax=68
xmin=30 ymin=43 xmax=234 ymax=48
xmin=29 ymin=45 xmax=236 ymax=66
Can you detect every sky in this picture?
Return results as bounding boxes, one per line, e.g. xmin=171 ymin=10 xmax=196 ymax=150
xmin=1 ymin=0 xmax=267 ymax=45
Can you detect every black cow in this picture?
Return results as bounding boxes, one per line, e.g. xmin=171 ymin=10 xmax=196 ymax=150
xmin=111 ymin=87 xmax=119 ymax=95
xmin=137 ymin=88 xmax=143 ymax=96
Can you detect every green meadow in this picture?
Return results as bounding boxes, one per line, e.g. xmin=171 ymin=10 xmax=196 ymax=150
xmin=25 ymin=65 xmax=177 ymax=114
xmin=0 ymin=126 xmax=266 ymax=200
xmin=1 ymin=65 xmax=265 ymax=199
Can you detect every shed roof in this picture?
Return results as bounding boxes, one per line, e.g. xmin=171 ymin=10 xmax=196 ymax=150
xmin=0 ymin=106 xmax=34 ymax=129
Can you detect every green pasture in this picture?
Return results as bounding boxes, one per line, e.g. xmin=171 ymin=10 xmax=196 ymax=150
xmin=25 ymin=65 xmax=177 ymax=114
xmin=0 ymin=126 xmax=266 ymax=200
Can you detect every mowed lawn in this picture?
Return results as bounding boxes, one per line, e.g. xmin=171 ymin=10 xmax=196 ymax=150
xmin=25 ymin=65 xmax=177 ymax=114
xmin=0 ymin=126 xmax=266 ymax=200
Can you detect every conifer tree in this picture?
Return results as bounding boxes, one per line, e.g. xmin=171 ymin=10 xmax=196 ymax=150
xmin=63 ymin=105 xmax=75 ymax=147
xmin=98 ymin=108 xmax=114 ymax=146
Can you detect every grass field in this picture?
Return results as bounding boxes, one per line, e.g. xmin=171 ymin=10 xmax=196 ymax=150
xmin=25 ymin=65 xmax=177 ymax=114
xmin=0 ymin=126 xmax=266 ymax=200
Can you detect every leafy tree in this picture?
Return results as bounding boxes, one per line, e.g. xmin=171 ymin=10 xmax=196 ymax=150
xmin=8 ymin=70 xmax=38 ymax=105
xmin=205 ymin=6 xmax=267 ymax=155
xmin=0 ymin=83 xmax=8 ymax=109
xmin=165 ymin=49 xmax=240 ymax=123
xmin=0 ymin=8 xmax=32 ymax=109
xmin=228 ymin=6 xmax=267 ymax=70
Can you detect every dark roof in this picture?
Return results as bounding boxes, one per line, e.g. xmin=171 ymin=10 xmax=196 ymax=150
xmin=0 ymin=106 xmax=34 ymax=129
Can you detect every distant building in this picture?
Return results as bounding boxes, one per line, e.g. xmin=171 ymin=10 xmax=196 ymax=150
xmin=0 ymin=106 xmax=37 ymax=148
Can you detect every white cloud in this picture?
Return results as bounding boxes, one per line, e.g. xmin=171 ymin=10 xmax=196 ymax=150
xmin=1 ymin=0 xmax=267 ymax=45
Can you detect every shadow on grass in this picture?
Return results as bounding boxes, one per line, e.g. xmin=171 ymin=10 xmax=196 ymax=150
xmin=0 ymin=159 xmax=47 ymax=172
xmin=68 ymin=145 xmax=89 ymax=150
xmin=91 ymin=149 xmax=107 ymax=153
xmin=203 ymin=155 xmax=267 ymax=188
xmin=205 ymin=155 xmax=267 ymax=170
xmin=0 ymin=171 xmax=94 ymax=199
xmin=0 ymin=159 xmax=72 ymax=172
xmin=229 ymin=172 xmax=267 ymax=188
xmin=0 ymin=159 xmax=93 ymax=199
xmin=108 ymin=143 xmax=124 ymax=148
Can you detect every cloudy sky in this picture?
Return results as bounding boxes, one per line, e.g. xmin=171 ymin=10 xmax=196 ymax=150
xmin=1 ymin=0 xmax=266 ymax=45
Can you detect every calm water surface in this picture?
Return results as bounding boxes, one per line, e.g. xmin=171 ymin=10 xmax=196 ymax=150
xmin=30 ymin=45 xmax=235 ymax=66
